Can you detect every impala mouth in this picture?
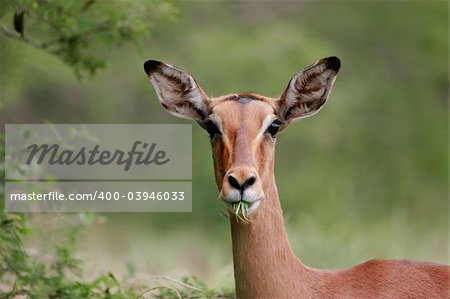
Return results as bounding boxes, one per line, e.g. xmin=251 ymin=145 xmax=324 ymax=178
xmin=223 ymin=199 xmax=261 ymax=221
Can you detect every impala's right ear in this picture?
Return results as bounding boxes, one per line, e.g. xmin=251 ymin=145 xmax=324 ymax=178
xmin=144 ymin=60 xmax=210 ymax=123
xmin=277 ymin=56 xmax=340 ymax=124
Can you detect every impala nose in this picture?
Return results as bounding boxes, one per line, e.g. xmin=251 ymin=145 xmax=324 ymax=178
xmin=220 ymin=168 xmax=263 ymax=206
xmin=227 ymin=174 xmax=256 ymax=194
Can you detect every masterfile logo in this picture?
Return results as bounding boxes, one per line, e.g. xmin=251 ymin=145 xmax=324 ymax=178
xmin=5 ymin=124 xmax=191 ymax=180
xmin=26 ymin=141 xmax=170 ymax=171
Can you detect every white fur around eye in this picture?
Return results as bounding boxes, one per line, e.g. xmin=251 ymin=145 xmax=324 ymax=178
xmin=257 ymin=114 xmax=277 ymax=138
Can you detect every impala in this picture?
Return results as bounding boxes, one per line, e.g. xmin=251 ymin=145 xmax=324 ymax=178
xmin=144 ymin=57 xmax=449 ymax=298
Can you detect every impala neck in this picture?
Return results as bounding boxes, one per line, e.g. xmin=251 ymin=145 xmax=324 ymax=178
xmin=230 ymin=176 xmax=315 ymax=298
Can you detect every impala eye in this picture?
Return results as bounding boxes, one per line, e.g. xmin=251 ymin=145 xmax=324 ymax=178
xmin=267 ymin=120 xmax=281 ymax=137
xmin=205 ymin=120 xmax=221 ymax=138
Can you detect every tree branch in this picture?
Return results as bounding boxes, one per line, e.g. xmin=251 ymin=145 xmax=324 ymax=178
xmin=0 ymin=22 xmax=46 ymax=49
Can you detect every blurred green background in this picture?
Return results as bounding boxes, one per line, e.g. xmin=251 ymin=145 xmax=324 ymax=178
xmin=1 ymin=0 xmax=448 ymax=289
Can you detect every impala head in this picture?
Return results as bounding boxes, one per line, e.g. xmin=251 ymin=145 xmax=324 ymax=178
xmin=144 ymin=57 xmax=340 ymax=218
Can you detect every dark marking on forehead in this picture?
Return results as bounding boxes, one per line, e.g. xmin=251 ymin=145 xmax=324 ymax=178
xmin=227 ymin=93 xmax=260 ymax=104
xmin=238 ymin=97 xmax=252 ymax=104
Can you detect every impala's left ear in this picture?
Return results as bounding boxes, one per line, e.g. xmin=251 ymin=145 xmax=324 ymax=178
xmin=277 ymin=56 xmax=340 ymax=124
xmin=144 ymin=60 xmax=211 ymax=123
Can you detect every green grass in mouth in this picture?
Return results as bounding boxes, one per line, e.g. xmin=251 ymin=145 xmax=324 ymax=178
xmin=232 ymin=201 xmax=249 ymax=222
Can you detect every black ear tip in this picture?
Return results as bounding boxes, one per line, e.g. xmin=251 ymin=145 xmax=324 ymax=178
xmin=325 ymin=56 xmax=341 ymax=72
xmin=144 ymin=60 xmax=163 ymax=75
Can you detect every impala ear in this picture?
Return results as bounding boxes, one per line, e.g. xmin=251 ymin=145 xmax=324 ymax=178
xmin=277 ymin=56 xmax=340 ymax=123
xmin=144 ymin=60 xmax=210 ymax=123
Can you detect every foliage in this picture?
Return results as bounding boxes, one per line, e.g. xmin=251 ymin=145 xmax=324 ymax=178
xmin=0 ymin=0 xmax=175 ymax=78
xmin=0 ymin=211 xmax=137 ymax=298
xmin=0 ymin=211 xmax=235 ymax=298
xmin=141 ymin=276 xmax=235 ymax=299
